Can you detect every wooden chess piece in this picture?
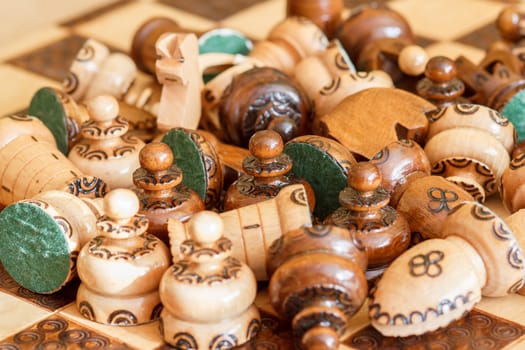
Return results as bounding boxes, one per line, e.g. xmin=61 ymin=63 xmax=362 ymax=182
xmin=503 ymin=209 xmax=525 ymax=296
xmin=500 ymin=151 xmax=525 ymax=213
xmin=370 ymin=201 xmax=524 ymax=337
xmin=0 ymin=190 xmax=103 ymax=294
xmin=168 ymin=183 xmax=312 ymax=281
xmin=64 ymin=38 xmax=160 ymax=141
xmin=131 ymin=17 xmax=186 ymax=75
xmin=293 ymin=40 xmax=394 ymax=120
xmin=496 ymin=6 xmax=525 ymax=45
xmin=286 ymin=0 xmax=344 ymax=38
xmin=357 ymin=38 xmax=428 ymax=92
xmin=416 ymin=56 xmax=466 ymax=108
xmin=155 ymin=32 xmax=202 ymax=131
xmin=133 ymin=142 xmax=204 ymax=244
xmin=324 ymin=162 xmax=411 ymax=280
xmin=249 ymin=16 xmax=330 ymax=75
xmin=28 ymin=87 xmax=90 ymax=154
xmin=424 ymin=103 xmax=514 ymax=202
xmin=370 ymin=139 xmax=431 ymax=207
xmin=223 ymin=130 xmax=315 ymax=211
xmin=316 ymin=87 xmax=432 ymax=160
xmin=267 ymin=224 xmax=368 ymax=350
xmin=283 ymin=135 xmax=357 ymax=220
xmin=335 ymin=4 xmax=415 ymax=64
xmin=219 ymin=67 xmax=313 ymax=147
xmin=68 ymin=95 xmax=145 ymax=189
xmin=159 ymin=211 xmax=261 ymax=348
xmin=455 ymin=54 xmax=525 ymax=142
xmin=0 ymin=115 xmax=107 ymax=207
xmin=76 ymin=188 xmax=170 ymax=325
xmin=160 ymin=128 xmax=223 ymax=209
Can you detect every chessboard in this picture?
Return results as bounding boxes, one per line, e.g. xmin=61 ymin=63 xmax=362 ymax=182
xmin=1 ymin=0 xmax=525 ymax=349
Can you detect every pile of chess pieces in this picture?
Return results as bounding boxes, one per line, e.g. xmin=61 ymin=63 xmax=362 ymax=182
xmin=2 ymin=1 xmax=525 ymax=349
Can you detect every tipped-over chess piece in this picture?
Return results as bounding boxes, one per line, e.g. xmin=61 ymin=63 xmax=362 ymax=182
xmin=0 ymin=114 xmax=107 ymax=207
xmin=324 ymin=162 xmax=411 ymax=280
xmin=68 ymin=95 xmax=145 ymax=189
xmin=316 ymin=87 xmax=432 ymax=160
xmin=284 ymin=135 xmax=357 ymax=220
xmin=161 ymin=128 xmax=223 ymax=209
xmin=335 ymin=4 xmax=415 ymax=64
xmin=168 ymin=184 xmax=312 ymax=281
xmin=424 ymin=103 xmax=514 ymax=202
xmin=223 ymin=130 xmax=315 ymax=211
xmin=416 ymin=56 xmax=466 ymax=108
xmin=370 ymin=139 xmax=431 ymax=207
xmin=219 ymin=67 xmax=312 ymax=146
xmin=0 ymin=190 xmax=103 ymax=294
xmin=159 ymin=210 xmax=261 ymax=348
xmin=76 ymin=188 xmax=170 ymax=325
xmin=370 ymin=201 xmax=524 ymax=337
xmin=267 ymin=224 xmax=368 ymax=350
xmin=286 ymin=0 xmax=344 ymax=38
xmin=133 ymin=142 xmax=204 ymax=244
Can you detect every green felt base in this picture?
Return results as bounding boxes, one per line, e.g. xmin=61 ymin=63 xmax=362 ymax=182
xmin=284 ymin=142 xmax=347 ymax=220
xmin=0 ymin=202 xmax=71 ymax=294
xmin=198 ymin=28 xmax=252 ymax=55
xmin=28 ymin=87 xmax=69 ymax=155
xmin=502 ymin=89 xmax=525 ymax=143
xmin=161 ymin=129 xmax=207 ymax=201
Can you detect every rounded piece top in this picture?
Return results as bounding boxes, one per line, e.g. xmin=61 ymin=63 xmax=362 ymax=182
xmin=249 ymin=130 xmax=284 ymax=160
xmin=104 ymin=188 xmax=140 ymax=222
xmin=87 ymin=95 xmax=119 ymax=122
xmin=425 ymin=56 xmax=457 ymax=83
xmin=398 ymin=45 xmax=428 ymax=76
xmin=139 ymin=142 xmax=174 ymax=172
xmin=348 ymin=162 xmax=382 ymax=193
xmin=188 ymin=210 xmax=224 ymax=245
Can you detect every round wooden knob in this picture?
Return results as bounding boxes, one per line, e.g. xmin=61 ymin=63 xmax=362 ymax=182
xmin=188 ymin=210 xmax=224 ymax=245
xmin=497 ymin=7 xmax=523 ymax=42
xmin=104 ymin=188 xmax=139 ymax=222
xmin=87 ymin=95 xmax=119 ymax=122
xmin=398 ymin=45 xmax=428 ymax=76
xmin=348 ymin=162 xmax=382 ymax=194
xmin=139 ymin=142 xmax=174 ymax=173
xmin=425 ymin=56 xmax=457 ymax=83
xmin=249 ymin=130 xmax=284 ymax=160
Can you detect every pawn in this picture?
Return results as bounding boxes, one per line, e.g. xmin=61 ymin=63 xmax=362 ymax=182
xmin=267 ymin=224 xmax=368 ymax=350
xmin=496 ymin=6 xmax=525 ymax=44
xmin=370 ymin=201 xmax=524 ymax=337
xmin=159 ymin=211 xmax=260 ymax=349
xmin=324 ymin=162 xmax=411 ymax=280
xmin=76 ymin=188 xmax=170 ymax=325
xmin=218 ymin=66 xmax=312 ymax=146
xmin=133 ymin=142 xmax=204 ymax=244
xmin=223 ymin=130 xmax=315 ymax=211
xmin=68 ymin=95 xmax=145 ymax=189
xmin=416 ymin=56 xmax=466 ymax=108
xmin=424 ymin=103 xmax=514 ymax=202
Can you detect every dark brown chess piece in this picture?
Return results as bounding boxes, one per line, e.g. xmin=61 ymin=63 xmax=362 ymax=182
xmin=496 ymin=6 xmax=525 ymax=45
xmin=286 ymin=0 xmax=344 ymax=38
xmin=130 ymin=17 xmax=187 ymax=75
xmin=133 ymin=142 xmax=204 ymax=244
xmin=417 ymin=56 xmax=466 ymax=108
xmin=324 ymin=162 xmax=411 ymax=280
xmin=266 ymin=224 xmax=368 ymax=350
xmin=218 ymin=67 xmax=312 ymax=147
xmin=335 ymin=4 xmax=415 ymax=64
xmin=223 ymin=130 xmax=315 ymax=211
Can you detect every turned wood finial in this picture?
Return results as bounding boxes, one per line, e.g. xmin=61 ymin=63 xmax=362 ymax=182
xmin=138 ymin=141 xmax=174 ymax=174
xmin=249 ymin=129 xmax=285 ymax=164
xmin=187 ymin=210 xmax=223 ymax=247
xmin=346 ymin=162 xmax=382 ymax=197
xmin=103 ymin=188 xmax=140 ymax=227
xmin=397 ymin=45 xmax=428 ymax=76
xmin=497 ymin=7 xmax=525 ymax=43
xmin=417 ymin=56 xmax=465 ymax=107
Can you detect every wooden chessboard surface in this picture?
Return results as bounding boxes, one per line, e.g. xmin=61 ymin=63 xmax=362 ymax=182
xmin=1 ymin=0 xmax=525 ymax=349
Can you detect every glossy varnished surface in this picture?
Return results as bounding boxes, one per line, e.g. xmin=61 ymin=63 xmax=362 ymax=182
xmin=2 ymin=1 xmax=525 ymax=349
